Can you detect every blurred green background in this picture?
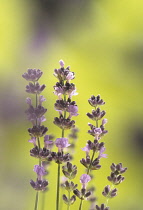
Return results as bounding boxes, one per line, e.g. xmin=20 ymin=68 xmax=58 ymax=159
xmin=0 ymin=0 xmax=143 ymax=209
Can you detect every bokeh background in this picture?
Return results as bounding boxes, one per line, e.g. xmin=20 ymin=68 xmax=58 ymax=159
xmin=0 ymin=0 xmax=143 ymax=209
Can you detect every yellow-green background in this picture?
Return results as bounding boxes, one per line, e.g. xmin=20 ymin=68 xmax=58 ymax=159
xmin=0 ymin=0 xmax=143 ymax=209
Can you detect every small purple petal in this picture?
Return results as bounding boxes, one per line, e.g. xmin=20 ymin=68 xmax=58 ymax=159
xmin=99 ymin=147 xmax=107 ymax=159
xmin=82 ymin=144 xmax=91 ymax=155
xmin=55 ymin=138 xmax=70 ymax=149
xmin=102 ymin=118 xmax=108 ymax=126
xmin=39 ymin=95 xmax=46 ymax=105
xmin=28 ymin=137 xmax=36 ymax=146
xmin=26 ymin=97 xmax=32 ymax=106
xmin=68 ymin=105 xmax=78 ymax=117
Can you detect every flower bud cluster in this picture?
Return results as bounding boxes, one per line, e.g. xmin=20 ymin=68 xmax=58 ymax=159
xmin=62 ymin=162 xmax=77 ymax=206
xmin=53 ymin=60 xmax=78 ymax=133
xmin=107 ymin=163 xmax=127 ymax=185
xmin=101 ymin=163 xmax=127 ymax=208
xmin=95 ymin=204 xmax=109 ymax=210
xmin=81 ymin=95 xmax=107 ymax=174
xmin=30 ymin=165 xmax=48 ymax=191
xmin=73 ymin=174 xmax=92 ymax=200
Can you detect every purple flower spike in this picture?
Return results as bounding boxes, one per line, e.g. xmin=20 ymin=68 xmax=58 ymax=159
xmin=59 ymin=59 xmax=65 ymax=68
xmin=68 ymin=105 xmax=78 ymax=117
xmin=55 ymin=138 xmax=70 ymax=151
xmin=28 ymin=137 xmax=37 ymax=146
xmin=80 ymin=174 xmax=91 ymax=189
xmin=34 ymin=165 xmax=47 ymax=179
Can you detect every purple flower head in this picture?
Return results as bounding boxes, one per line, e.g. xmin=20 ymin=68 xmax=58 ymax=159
xmin=28 ymin=137 xmax=36 ymax=146
xmin=59 ymin=59 xmax=65 ymax=68
xmin=34 ymin=165 xmax=47 ymax=180
xmin=26 ymin=82 xmax=46 ymax=95
xmin=68 ymin=105 xmax=78 ymax=117
xmin=80 ymin=174 xmax=91 ymax=189
xmin=22 ymin=69 xmax=43 ymax=82
xmin=82 ymin=144 xmax=91 ymax=156
xmin=55 ymin=138 xmax=70 ymax=151
xmin=26 ymin=97 xmax=32 ymax=106
xmin=30 ymin=179 xmax=48 ymax=191
xmin=88 ymin=95 xmax=105 ymax=107
xmin=39 ymin=95 xmax=46 ymax=105
xmin=44 ymin=135 xmax=54 ymax=149
xmin=98 ymin=147 xmax=107 ymax=159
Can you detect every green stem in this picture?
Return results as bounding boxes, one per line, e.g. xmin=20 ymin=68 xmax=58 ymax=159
xmin=41 ymin=192 xmax=45 ymax=210
xmin=56 ymin=163 xmax=61 ymax=210
xmin=105 ymin=198 xmax=109 ymax=207
xmin=34 ymin=191 xmax=39 ymax=210
xmin=67 ymin=190 xmax=70 ymax=210
xmin=87 ymin=150 xmax=95 ymax=174
xmin=79 ymin=199 xmax=83 ymax=210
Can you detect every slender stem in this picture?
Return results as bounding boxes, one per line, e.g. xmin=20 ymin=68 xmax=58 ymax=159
xmin=67 ymin=190 xmax=70 ymax=210
xmin=87 ymin=150 xmax=95 ymax=174
xmin=56 ymin=163 xmax=61 ymax=210
xmin=105 ymin=198 xmax=109 ymax=207
xmin=96 ymin=120 xmax=98 ymax=128
xmin=56 ymin=94 xmax=66 ymax=209
xmin=41 ymin=192 xmax=45 ymax=210
xmin=34 ymin=191 xmax=39 ymax=210
xmin=79 ymin=199 xmax=83 ymax=210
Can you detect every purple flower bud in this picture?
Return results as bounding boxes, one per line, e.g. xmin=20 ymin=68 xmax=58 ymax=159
xmin=28 ymin=137 xmax=36 ymax=146
xmin=80 ymin=174 xmax=91 ymax=188
xmin=59 ymin=60 xmax=65 ymax=68
xmin=34 ymin=165 xmax=47 ymax=179
xmin=102 ymin=118 xmax=108 ymax=126
xmin=55 ymin=138 xmax=71 ymax=151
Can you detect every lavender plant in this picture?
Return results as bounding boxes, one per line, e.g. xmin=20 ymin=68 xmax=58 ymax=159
xmin=22 ymin=69 xmax=49 ymax=210
xmin=22 ymin=61 xmax=127 ymax=210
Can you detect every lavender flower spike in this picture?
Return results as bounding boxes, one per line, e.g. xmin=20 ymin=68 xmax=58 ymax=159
xmin=80 ymin=174 xmax=91 ymax=189
xmin=55 ymin=138 xmax=71 ymax=151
